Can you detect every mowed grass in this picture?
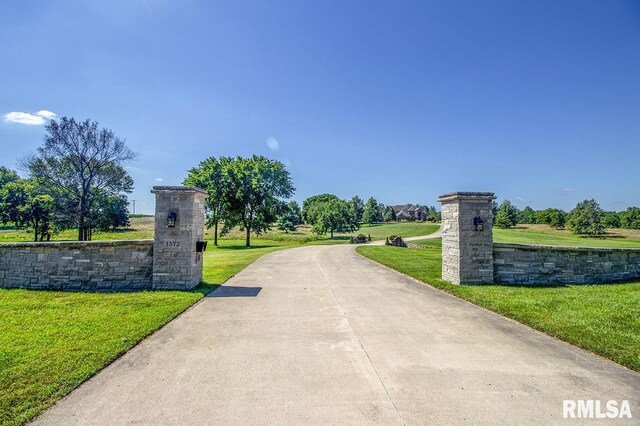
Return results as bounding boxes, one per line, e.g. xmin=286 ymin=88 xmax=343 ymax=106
xmin=0 ymin=238 xmax=296 ymax=425
xmin=0 ymin=217 xmax=438 ymax=245
xmin=494 ymin=224 xmax=640 ymax=248
xmin=356 ymin=238 xmax=640 ymax=372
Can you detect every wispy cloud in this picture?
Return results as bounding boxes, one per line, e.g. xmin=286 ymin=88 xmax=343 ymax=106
xmin=515 ymin=196 xmax=525 ymax=201
xmin=155 ymin=177 xmax=164 ymax=182
xmin=266 ymin=136 xmax=279 ymax=152
xmin=3 ymin=110 xmax=57 ymax=125
xmin=558 ymin=187 xmax=573 ymax=195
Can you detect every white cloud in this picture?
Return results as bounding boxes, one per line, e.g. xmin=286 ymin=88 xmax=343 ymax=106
xmin=516 ymin=196 xmax=525 ymax=201
xmin=3 ymin=110 xmax=57 ymax=125
xmin=155 ymin=177 xmax=164 ymax=182
xmin=35 ymin=110 xmax=57 ymax=119
xmin=266 ymin=136 xmax=279 ymax=152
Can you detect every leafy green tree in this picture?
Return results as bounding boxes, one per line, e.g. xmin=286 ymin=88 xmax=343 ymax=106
xmin=0 ymin=179 xmax=53 ymax=241
xmin=383 ymin=205 xmax=396 ymax=222
xmin=567 ymin=199 xmax=606 ymax=237
xmin=602 ymin=211 xmax=621 ymax=229
xmin=0 ymin=166 xmax=19 ymax=189
xmin=350 ymin=196 xmax=364 ymax=223
xmin=518 ymin=206 xmax=537 ymax=224
xmin=25 ymin=117 xmax=135 ymax=240
xmin=494 ymin=200 xmax=518 ymax=229
xmin=307 ymin=197 xmax=354 ymax=238
xmin=536 ymin=208 xmax=567 ymax=229
xmin=276 ymin=201 xmax=302 ymax=233
xmin=362 ymin=197 xmax=379 ymax=225
xmin=620 ymin=207 xmax=640 ymax=229
xmin=184 ymin=156 xmax=233 ymax=245
xmin=223 ymin=155 xmax=295 ymax=247
xmin=93 ymin=193 xmax=130 ymax=232
xmin=425 ymin=206 xmax=441 ymax=222
xmin=302 ymin=194 xmax=339 ymax=224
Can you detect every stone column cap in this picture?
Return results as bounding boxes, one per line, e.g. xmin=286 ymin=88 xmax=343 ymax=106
xmin=438 ymin=192 xmax=495 ymax=202
xmin=151 ymin=186 xmax=208 ymax=197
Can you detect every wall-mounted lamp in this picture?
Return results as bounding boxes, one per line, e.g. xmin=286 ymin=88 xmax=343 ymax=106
xmin=473 ymin=216 xmax=484 ymax=231
xmin=167 ymin=211 xmax=177 ymax=228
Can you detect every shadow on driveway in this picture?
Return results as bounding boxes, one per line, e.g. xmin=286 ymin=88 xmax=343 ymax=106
xmin=207 ymin=286 xmax=262 ymax=298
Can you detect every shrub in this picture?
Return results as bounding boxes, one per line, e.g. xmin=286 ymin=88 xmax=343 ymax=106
xmin=567 ymin=199 xmax=605 ymax=237
xmin=494 ymin=200 xmax=518 ymax=229
xmin=620 ymin=207 xmax=640 ymax=229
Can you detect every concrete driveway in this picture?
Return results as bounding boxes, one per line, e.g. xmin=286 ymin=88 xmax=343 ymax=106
xmin=36 ymin=243 xmax=640 ymax=425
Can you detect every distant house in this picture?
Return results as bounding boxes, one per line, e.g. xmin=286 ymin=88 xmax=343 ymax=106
xmin=393 ymin=204 xmax=427 ymax=221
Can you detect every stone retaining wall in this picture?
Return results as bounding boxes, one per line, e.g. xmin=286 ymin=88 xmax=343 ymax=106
xmin=493 ymin=243 xmax=640 ymax=285
xmin=0 ymin=240 xmax=153 ymax=291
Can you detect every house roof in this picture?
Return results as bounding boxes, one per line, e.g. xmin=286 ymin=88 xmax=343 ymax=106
xmin=393 ymin=204 xmax=425 ymax=214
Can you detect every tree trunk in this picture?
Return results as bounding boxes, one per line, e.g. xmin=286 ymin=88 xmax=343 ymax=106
xmin=214 ymin=220 xmax=218 ymax=246
xmin=245 ymin=227 xmax=251 ymax=247
xmin=78 ymin=199 xmax=85 ymax=241
xmin=331 ymin=228 xmax=334 ymax=239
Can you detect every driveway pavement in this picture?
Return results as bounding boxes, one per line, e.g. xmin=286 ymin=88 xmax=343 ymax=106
xmin=36 ymin=241 xmax=639 ymax=425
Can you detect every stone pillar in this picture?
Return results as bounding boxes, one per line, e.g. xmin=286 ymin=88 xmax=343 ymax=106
xmin=151 ymin=186 xmax=208 ymax=290
xmin=438 ymin=192 xmax=495 ymax=285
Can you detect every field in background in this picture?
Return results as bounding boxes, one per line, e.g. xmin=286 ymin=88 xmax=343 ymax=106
xmin=0 ymin=217 xmax=439 ymax=244
xmin=494 ymin=224 xmax=640 ymax=248
xmin=356 ymin=239 xmax=640 ymax=372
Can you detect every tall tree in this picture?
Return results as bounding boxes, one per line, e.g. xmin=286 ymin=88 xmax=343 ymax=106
xmin=494 ymin=200 xmax=519 ymax=229
xmin=184 ymin=156 xmax=232 ymax=245
xmin=567 ymin=199 xmax=605 ymax=237
xmin=223 ymin=155 xmax=295 ymax=247
xmin=302 ymin=193 xmax=340 ymax=224
xmin=350 ymin=196 xmax=364 ymax=223
xmin=25 ymin=117 xmax=135 ymax=240
xmin=306 ymin=197 xmax=354 ymax=238
xmin=362 ymin=197 xmax=379 ymax=225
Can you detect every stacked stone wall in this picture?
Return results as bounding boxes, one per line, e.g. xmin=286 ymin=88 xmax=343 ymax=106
xmin=494 ymin=243 xmax=640 ymax=285
xmin=0 ymin=240 xmax=153 ymax=291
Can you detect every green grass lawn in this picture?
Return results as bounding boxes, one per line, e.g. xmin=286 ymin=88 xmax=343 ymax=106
xmin=356 ymin=239 xmax=640 ymax=372
xmin=494 ymin=224 xmax=640 ymax=248
xmin=0 ymin=238 xmax=298 ymax=426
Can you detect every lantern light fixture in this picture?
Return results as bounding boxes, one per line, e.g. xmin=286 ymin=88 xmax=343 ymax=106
xmin=473 ymin=216 xmax=484 ymax=232
xmin=167 ymin=211 xmax=177 ymax=228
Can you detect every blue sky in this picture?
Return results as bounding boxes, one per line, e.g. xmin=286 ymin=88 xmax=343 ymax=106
xmin=1 ymin=1 xmax=639 ymax=214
